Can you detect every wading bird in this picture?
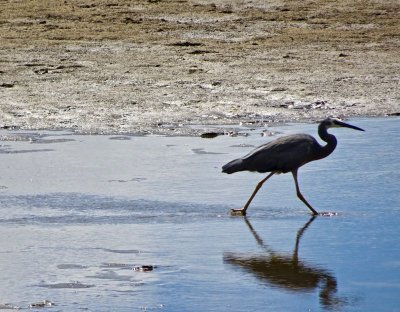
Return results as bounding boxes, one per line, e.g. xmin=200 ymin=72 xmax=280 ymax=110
xmin=222 ymin=117 xmax=364 ymax=215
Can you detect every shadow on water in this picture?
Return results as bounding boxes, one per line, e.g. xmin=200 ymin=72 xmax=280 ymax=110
xmin=224 ymin=217 xmax=347 ymax=310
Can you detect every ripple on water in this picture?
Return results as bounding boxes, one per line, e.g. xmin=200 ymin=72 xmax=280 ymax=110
xmin=37 ymin=282 xmax=95 ymax=289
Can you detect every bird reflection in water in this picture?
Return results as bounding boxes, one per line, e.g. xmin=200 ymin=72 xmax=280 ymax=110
xmin=224 ymin=217 xmax=345 ymax=310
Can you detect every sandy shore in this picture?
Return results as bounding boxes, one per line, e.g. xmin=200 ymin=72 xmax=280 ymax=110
xmin=1 ymin=0 xmax=399 ymax=135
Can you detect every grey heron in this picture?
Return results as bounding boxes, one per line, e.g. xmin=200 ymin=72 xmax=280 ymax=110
xmin=222 ymin=117 xmax=364 ymax=215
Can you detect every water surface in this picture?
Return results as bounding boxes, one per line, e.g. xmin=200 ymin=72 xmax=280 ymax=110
xmin=0 ymin=117 xmax=399 ymax=311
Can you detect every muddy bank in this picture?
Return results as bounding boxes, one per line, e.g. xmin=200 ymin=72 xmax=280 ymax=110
xmin=0 ymin=0 xmax=399 ymax=135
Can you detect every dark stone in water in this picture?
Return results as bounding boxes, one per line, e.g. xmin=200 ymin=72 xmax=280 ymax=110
xmin=133 ymin=265 xmax=154 ymax=272
xmin=29 ymin=300 xmax=54 ymax=308
xmin=200 ymin=132 xmax=222 ymax=138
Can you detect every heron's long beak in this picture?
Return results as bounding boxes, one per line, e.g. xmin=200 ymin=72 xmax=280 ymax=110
xmin=334 ymin=120 xmax=365 ymax=131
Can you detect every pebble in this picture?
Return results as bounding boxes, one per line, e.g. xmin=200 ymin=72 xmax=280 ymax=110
xmin=29 ymin=300 xmax=54 ymax=308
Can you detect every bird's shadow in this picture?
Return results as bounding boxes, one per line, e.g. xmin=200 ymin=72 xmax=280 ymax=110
xmin=223 ymin=217 xmax=347 ymax=310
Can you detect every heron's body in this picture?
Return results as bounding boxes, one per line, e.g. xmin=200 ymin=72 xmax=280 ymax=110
xmin=223 ymin=133 xmax=332 ymax=174
xmin=222 ymin=117 xmax=364 ymax=216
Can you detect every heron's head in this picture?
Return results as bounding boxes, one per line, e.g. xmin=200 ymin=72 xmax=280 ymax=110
xmin=321 ymin=117 xmax=364 ymax=131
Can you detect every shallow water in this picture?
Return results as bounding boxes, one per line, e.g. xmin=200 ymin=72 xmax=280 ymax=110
xmin=0 ymin=117 xmax=399 ymax=311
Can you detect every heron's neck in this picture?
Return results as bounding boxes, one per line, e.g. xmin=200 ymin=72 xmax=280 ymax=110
xmin=317 ymin=124 xmax=337 ymax=160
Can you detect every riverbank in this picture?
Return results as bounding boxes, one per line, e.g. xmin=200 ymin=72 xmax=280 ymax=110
xmin=1 ymin=0 xmax=399 ymax=135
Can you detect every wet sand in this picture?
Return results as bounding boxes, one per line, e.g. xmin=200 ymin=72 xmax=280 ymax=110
xmin=1 ymin=0 xmax=399 ymax=135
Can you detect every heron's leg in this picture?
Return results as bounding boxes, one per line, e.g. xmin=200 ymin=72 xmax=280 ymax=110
xmin=292 ymin=170 xmax=318 ymax=216
xmin=231 ymin=172 xmax=275 ymax=216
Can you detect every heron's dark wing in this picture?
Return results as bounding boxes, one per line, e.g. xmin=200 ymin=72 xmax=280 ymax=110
xmin=241 ymin=134 xmax=320 ymax=173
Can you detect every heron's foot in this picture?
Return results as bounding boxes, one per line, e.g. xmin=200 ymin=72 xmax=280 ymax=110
xmin=230 ymin=208 xmax=247 ymax=216
xmin=318 ymin=211 xmax=339 ymax=217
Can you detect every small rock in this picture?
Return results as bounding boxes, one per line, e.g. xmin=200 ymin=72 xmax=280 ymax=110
xmin=200 ymin=132 xmax=222 ymax=139
xmin=34 ymin=68 xmax=49 ymax=75
xmin=211 ymin=81 xmax=222 ymax=86
xmin=0 ymin=83 xmax=14 ymax=88
xmin=225 ymin=130 xmax=238 ymax=137
xmin=133 ymin=265 xmax=154 ymax=272
xmin=169 ymin=41 xmax=202 ymax=47
xmin=188 ymin=68 xmax=201 ymax=74
xmin=0 ymin=125 xmax=19 ymax=130
xmin=29 ymin=300 xmax=54 ymax=308
xmin=271 ymin=87 xmax=287 ymax=92
xmin=188 ymin=50 xmax=212 ymax=55
xmin=261 ymin=130 xmax=276 ymax=137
